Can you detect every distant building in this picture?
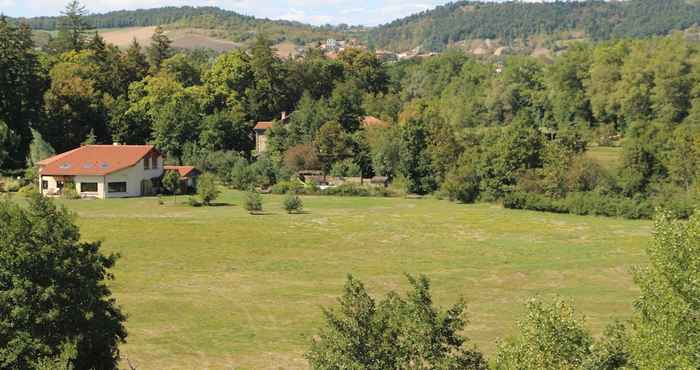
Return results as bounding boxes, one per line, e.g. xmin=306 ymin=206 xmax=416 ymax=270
xmin=254 ymin=112 xmax=290 ymax=155
xmin=37 ymin=144 xmax=164 ymax=199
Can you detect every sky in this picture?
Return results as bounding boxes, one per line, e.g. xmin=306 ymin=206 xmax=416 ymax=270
xmin=0 ymin=0 xmax=454 ymax=26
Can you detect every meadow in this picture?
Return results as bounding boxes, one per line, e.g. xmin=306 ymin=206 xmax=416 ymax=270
xmin=56 ymin=190 xmax=650 ymax=369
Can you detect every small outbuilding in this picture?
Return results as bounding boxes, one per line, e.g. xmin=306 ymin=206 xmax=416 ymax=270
xmin=164 ymin=165 xmax=201 ymax=193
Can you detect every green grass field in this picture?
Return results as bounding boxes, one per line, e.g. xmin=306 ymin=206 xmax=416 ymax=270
xmin=586 ymin=145 xmax=623 ymax=171
xmin=54 ymin=190 xmax=650 ymax=369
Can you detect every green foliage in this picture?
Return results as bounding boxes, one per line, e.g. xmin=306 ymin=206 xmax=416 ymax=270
xmin=282 ymin=193 xmax=303 ymax=214
xmin=0 ymin=18 xmax=43 ymax=168
xmin=495 ymin=297 xmax=593 ymax=370
xmin=627 ymin=210 xmax=700 ymax=368
xmin=197 ymin=173 xmax=220 ymax=206
xmin=61 ymin=181 xmax=80 ymax=199
xmin=50 ymin=0 xmax=91 ymax=53
xmin=306 ymin=274 xmax=488 ymax=370
xmin=162 ymin=170 xmax=180 ymax=195
xmin=399 ymin=118 xmax=436 ymax=195
xmin=329 ymin=159 xmax=361 ymax=178
xmin=0 ymin=194 xmax=126 ymax=369
xmin=147 ymin=26 xmax=172 ymax=71
xmin=243 ymin=191 xmax=263 ymax=213
xmin=370 ymin=0 xmax=700 ymax=52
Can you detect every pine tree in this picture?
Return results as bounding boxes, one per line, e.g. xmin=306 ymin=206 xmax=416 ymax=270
xmin=147 ymin=26 xmax=172 ymax=71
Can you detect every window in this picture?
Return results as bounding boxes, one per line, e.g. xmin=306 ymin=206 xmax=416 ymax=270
xmin=57 ymin=181 xmax=64 ymax=189
xmin=42 ymin=180 xmax=48 ymax=190
xmin=144 ymin=157 xmax=150 ymax=170
xmin=152 ymin=155 xmax=158 ymax=169
xmin=108 ymin=182 xmax=127 ymax=193
xmin=80 ymin=182 xmax=98 ymax=192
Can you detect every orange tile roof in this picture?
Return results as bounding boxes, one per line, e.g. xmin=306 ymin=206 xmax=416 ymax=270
xmin=38 ymin=145 xmax=158 ymax=176
xmin=164 ymin=165 xmax=198 ymax=178
xmin=254 ymin=121 xmax=273 ymax=131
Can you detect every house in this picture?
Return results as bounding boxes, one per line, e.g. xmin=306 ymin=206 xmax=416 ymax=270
xmin=37 ymin=144 xmax=164 ymax=199
xmin=254 ymin=112 xmax=289 ymax=155
xmin=164 ymin=165 xmax=200 ymax=193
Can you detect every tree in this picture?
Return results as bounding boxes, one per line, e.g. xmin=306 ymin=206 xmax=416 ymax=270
xmin=123 ymin=38 xmax=149 ymax=85
xmin=399 ymin=118 xmax=436 ymax=194
xmin=27 ymin=128 xmax=56 ymax=166
xmin=196 ymin=173 xmax=219 ymax=206
xmin=0 ymin=194 xmax=126 ymax=369
xmin=51 ymin=0 xmax=91 ymax=52
xmin=306 ymin=274 xmax=488 ymax=369
xmin=162 ymin=53 xmax=202 ymax=87
xmin=0 ymin=119 xmax=17 ymax=168
xmin=315 ymin=121 xmax=353 ymax=173
xmin=151 ymin=91 xmax=202 ymax=164
xmin=0 ymin=17 xmax=44 ymax=168
xmin=495 ymin=297 xmax=593 ymax=370
xmin=81 ymin=128 xmax=97 ymax=145
xmin=162 ymin=170 xmax=180 ymax=201
xmin=627 ymin=210 xmax=700 ymax=368
xmin=204 ymin=50 xmax=253 ymax=111
xmin=337 ymin=48 xmax=389 ymax=94
xmin=42 ymin=56 xmax=109 ymax=152
xmin=283 ymin=144 xmax=321 ymax=173
xmin=147 ymin=26 xmax=172 ymax=71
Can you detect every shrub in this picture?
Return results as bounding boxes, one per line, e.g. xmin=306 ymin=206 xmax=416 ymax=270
xmin=244 ymin=191 xmax=263 ymax=213
xmin=1 ymin=177 xmax=21 ymax=192
xmin=322 ymin=183 xmax=371 ymax=196
xmin=283 ymin=193 xmax=304 ymax=214
xmin=61 ymin=182 xmax=80 ymax=200
xmin=271 ymin=180 xmax=305 ymax=195
xmin=197 ymin=173 xmax=220 ymax=206
xmin=441 ymin=161 xmax=480 ymax=203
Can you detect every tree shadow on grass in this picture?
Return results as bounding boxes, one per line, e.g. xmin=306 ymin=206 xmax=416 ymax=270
xmin=208 ymin=202 xmax=234 ymax=207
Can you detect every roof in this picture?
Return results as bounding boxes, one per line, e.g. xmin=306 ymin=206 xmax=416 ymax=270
xmin=38 ymin=145 xmax=158 ymax=176
xmin=362 ymin=116 xmax=389 ymax=128
xmin=164 ymin=165 xmax=199 ymax=178
xmin=254 ymin=121 xmax=273 ymax=131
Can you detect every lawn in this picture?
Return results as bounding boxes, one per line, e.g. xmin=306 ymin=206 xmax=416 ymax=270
xmin=55 ymin=190 xmax=651 ymax=369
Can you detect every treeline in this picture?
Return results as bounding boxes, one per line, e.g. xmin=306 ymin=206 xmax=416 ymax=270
xmin=14 ymin=5 xmax=354 ymax=44
xmin=370 ymin=0 xmax=700 ymax=51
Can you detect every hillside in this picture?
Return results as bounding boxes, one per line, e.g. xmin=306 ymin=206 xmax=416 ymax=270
xmin=16 ymin=6 xmax=358 ymax=46
xmin=369 ymin=0 xmax=700 ymax=52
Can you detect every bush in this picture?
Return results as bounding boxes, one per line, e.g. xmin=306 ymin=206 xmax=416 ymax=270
xmin=441 ymin=161 xmax=480 ymax=203
xmin=504 ymin=191 xmax=655 ymax=219
xmin=1 ymin=177 xmax=21 ymax=192
xmin=322 ymin=183 xmax=371 ymax=196
xmin=197 ymin=173 xmax=220 ymax=206
xmin=162 ymin=171 xmax=180 ymax=195
xmin=61 ymin=182 xmax=80 ymax=200
xmin=283 ymin=193 xmax=304 ymax=214
xmin=271 ymin=180 xmax=305 ymax=195
xmin=244 ymin=191 xmax=263 ymax=213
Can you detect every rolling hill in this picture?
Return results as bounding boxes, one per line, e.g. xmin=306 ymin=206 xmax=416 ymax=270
xmin=15 ymin=0 xmax=700 ymax=54
xmin=368 ymin=0 xmax=700 ymax=52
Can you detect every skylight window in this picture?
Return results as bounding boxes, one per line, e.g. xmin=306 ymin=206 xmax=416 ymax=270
xmin=99 ymin=163 xmax=109 ymax=169
xmin=59 ymin=163 xmax=71 ymax=169
xmin=82 ymin=163 xmax=94 ymax=169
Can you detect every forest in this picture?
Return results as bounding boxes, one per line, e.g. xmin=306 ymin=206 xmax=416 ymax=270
xmin=2 ymin=0 xmax=700 ymax=219
xmin=369 ymin=0 xmax=700 ymax=51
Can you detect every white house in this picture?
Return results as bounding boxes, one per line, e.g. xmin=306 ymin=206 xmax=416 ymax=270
xmin=37 ymin=144 xmax=164 ymax=199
